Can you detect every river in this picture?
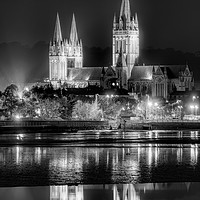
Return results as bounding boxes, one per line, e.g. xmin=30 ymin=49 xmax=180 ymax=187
xmin=0 ymin=130 xmax=199 ymax=199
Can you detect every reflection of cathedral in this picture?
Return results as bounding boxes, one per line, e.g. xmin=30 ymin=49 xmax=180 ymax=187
xmin=49 ymin=0 xmax=194 ymax=98
xmin=49 ymin=182 xmax=192 ymax=200
xmin=50 ymin=184 xmax=140 ymax=200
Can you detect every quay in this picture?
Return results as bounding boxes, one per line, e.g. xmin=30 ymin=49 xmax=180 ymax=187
xmin=119 ymin=121 xmax=200 ymax=130
xmin=0 ymin=120 xmax=109 ymax=133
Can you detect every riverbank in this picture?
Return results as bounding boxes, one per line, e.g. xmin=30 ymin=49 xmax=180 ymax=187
xmin=0 ymin=120 xmax=109 ymax=133
xmin=110 ymin=120 xmax=200 ymax=130
xmin=0 ymin=120 xmax=200 ymax=134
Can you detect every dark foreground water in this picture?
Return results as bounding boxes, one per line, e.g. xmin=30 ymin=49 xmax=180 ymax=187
xmin=0 ymin=130 xmax=200 ymax=199
xmin=0 ymin=130 xmax=200 ymax=186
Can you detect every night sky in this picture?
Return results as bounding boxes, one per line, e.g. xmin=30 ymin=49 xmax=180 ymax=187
xmin=0 ymin=0 xmax=200 ymax=52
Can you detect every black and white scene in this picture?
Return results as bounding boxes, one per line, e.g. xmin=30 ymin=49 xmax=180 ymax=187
xmin=0 ymin=0 xmax=200 ymax=199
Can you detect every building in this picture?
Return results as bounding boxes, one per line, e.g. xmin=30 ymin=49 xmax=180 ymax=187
xmin=49 ymin=0 xmax=194 ymax=99
xmin=49 ymin=13 xmax=83 ymax=86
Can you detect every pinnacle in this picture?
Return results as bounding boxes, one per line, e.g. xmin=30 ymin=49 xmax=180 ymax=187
xmin=70 ymin=13 xmax=79 ymax=46
xmin=120 ymin=0 xmax=131 ymax=20
xmin=53 ymin=13 xmax=63 ymax=43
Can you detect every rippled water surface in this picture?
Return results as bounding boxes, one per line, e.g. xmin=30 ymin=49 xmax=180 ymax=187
xmin=0 ymin=129 xmax=200 ymax=145
xmin=0 ymin=130 xmax=200 ymax=188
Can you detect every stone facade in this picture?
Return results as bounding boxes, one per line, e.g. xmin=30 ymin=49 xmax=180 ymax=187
xmin=48 ymin=0 xmax=194 ymax=99
xmin=49 ymin=13 xmax=83 ymax=87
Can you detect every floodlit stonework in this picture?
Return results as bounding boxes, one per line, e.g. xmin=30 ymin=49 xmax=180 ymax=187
xmin=49 ymin=0 xmax=194 ymax=99
xmin=49 ymin=13 xmax=83 ymax=86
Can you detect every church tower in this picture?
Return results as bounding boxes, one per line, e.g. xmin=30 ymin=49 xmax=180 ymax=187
xmin=66 ymin=14 xmax=83 ymax=68
xmin=116 ymin=48 xmax=128 ymax=89
xmin=49 ymin=13 xmax=67 ymax=85
xmin=113 ymin=0 xmax=139 ymax=80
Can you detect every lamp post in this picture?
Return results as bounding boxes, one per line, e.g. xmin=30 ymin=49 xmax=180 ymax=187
xmin=195 ymin=105 xmax=199 ymax=120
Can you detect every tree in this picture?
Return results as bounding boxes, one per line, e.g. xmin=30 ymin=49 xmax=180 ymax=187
xmin=39 ymin=99 xmax=61 ymax=119
xmin=72 ymin=100 xmax=103 ymax=120
xmin=2 ymin=84 xmax=20 ymax=118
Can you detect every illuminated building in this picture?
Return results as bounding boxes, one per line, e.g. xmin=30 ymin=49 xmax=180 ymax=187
xmin=49 ymin=0 xmax=194 ymax=99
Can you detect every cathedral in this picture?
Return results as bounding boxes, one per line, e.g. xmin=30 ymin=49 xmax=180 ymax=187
xmin=49 ymin=0 xmax=194 ymax=99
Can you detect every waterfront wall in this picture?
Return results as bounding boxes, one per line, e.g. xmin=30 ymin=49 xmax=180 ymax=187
xmin=0 ymin=120 xmax=109 ymax=132
xmin=121 ymin=121 xmax=200 ymax=130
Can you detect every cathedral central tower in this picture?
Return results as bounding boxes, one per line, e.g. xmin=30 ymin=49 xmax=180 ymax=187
xmin=113 ymin=0 xmax=139 ymax=80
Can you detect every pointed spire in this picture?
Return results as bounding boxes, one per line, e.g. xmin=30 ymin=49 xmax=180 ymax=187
xmin=70 ymin=13 xmax=79 ymax=46
xmin=120 ymin=0 xmax=131 ymax=20
xmin=113 ymin=14 xmax=116 ymax=24
xmin=135 ymin=13 xmax=138 ymax=24
xmin=53 ymin=13 xmax=63 ymax=43
xmin=80 ymin=39 xmax=83 ymax=47
xmin=113 ymin=14 xmax=117 ymax=29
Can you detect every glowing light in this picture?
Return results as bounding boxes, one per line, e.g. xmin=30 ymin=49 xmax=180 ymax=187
xmin=146 ymin=71 xmax=152 ymax=80
xmin=17 ymin=134 xmax=24 ymax=140
xmin=190 ymin=105 xmax=194 ymax=109
xmin=15 ymin=114 xmax=21 ymax=120
xmin=17 ymin=91 xmax=23 ymax=99
xmin=35 ymin=108 xmax=41 ymax=116
xmin=24 ymin=87 xmax=29 ymax=92
xmin=85 ymin=76 xmax=90 ymax=81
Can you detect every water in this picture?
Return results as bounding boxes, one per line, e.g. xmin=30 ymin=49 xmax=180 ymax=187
xmin=0 ymin=130 xmax=200 ymax=145
xmin=0 ymin=183 xmax=199 ymax=200
xmin=0 ymin=130 xmax=200 ymax=198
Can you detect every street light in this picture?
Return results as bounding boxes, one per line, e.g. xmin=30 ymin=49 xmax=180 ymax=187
xmin=195 ymin=105 xmax=199 ymax=119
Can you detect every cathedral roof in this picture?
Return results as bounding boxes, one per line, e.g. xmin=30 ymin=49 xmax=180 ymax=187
xmin=164 ymin=65 xmax=187 ymax=78
xmin=67 ymin=67 xmax=106 ymax=82
xmin=130 ymin=66 xmax=153 ymax=81
xmin=130 ymin=65 xmax=188 ymax=81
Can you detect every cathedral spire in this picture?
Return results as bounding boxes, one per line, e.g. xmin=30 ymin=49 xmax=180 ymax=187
xmin=135 ymin=13 xmax=138 ymax=24
xmin=53 ymin=13 xmax=63 ymax=43
xmin=70 ymin=13 xmax=79 ymax=46
xmin=113 ymin=14 xmax=117 ymax=29
xmin=120 ymin=0 xmax=131 ymax=20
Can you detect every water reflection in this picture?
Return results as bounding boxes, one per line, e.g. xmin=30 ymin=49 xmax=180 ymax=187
xmin=1 ymin=130 xmax=200 ymax=144
xmin=0 ymin=183 xmax=199 ymax=200
xmin=0 ymin=144 xmax=200 ymax=185
xmin=49 ymin=183 xmax=200 ymax=200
